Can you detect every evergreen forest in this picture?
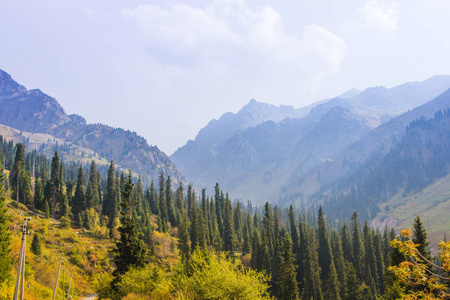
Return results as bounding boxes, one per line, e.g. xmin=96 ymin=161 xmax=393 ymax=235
xmin=0 ymin=137 xmax=449 ymax=299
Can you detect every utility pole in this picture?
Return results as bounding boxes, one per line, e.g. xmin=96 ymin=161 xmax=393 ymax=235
xmin=13 ymin=217 xmax=31 ymax=300
xmin=52 ymin=254 xmax=64 ymax=300
xmin=62 ymin=266 xmax=65 ymax=300
xmin=66 ymin=271 xmax=73 ymax=300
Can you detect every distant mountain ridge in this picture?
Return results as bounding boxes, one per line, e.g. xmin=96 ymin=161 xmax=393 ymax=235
xmin=172 ymin=75 xmax=450 ymax=204
xmin=0 ymin=69 xmax=181 ymax=183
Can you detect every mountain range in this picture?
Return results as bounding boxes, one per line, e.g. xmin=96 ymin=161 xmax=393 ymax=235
xmin=171 ymin=75 xmax=450 ymax=203
xmin=2 ymin=67 xmax=450 ymax=240
xmin=0 ymin=69 xmax=182 ymax=184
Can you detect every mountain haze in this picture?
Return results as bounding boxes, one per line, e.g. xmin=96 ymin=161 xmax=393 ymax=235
xmin=172 ymin=76 xmax=450 ymax=204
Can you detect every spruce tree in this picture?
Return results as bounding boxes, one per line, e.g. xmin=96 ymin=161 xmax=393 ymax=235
xmin=158 ymin=171 xmax=168 ymax=232
xmin=331 ymin=229 xmax=347 ymax=300
xmin=148 ymin=180 xmax=159 ymax=216
xmin=324 ymin=261 xmax=341 ymax=300
xmin=175 ymin=183 xmax=184 ymax=221
xmin=112 ymin=171 xmax=147 ymax=289
xmin=262 ymin=202 xmax=274 ymax=272
xmin=0 ymin=158 xmax=12 ymax=285
xmin=373 ymin=231 xmax=385 ymax=293
xmin=302 ymin=226 xmax=323 ymax=300
xmin=50 ymin=151 xmax=60 ymax=218
xmin=59 ymin=189 xmax=69 ymax=218
xmin=340 ymin=224 xmax=353 ymax=263
xmin=165 ymin=176 xmax=177 ymax=227
xmin=345 ymin=261 xmax=362 ymax=300
xmin=278 ymin=231 xmax=299 ymax=300
xmin=288 ymin=205 xmax=300 ymax=265
xmin=351 ymin=212 xmax=364 ymax=280
xmin=222 ymin=194 xmax=236 ymax=252
xmin=72 ymin=166 xmax=85 ymax=217
xmin=31 ymin=233 xmax=42 ymax=256
xmin=102 ymin=161 xmax=117 ymax=228
xmin=363 ymin=222 xmax=378 ymax=294
xmin=178 ymin=210 xmax=191 ymax=260
xmin=43 ymin=199 xmax=50 ymax=219
xmin=85 ymin=161 xmax=99 ymax=209
xmin=412 ymin=216 xmax=431 ymax=267
xmin=11 ymin=143 xmax=25 ymax=203
xmin=34 ymin=178 xmax=44 ymax=210
xmin=317 ymin=206 xmax=334 ymax=281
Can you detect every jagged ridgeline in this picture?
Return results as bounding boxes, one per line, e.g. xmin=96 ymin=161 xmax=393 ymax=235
xmin=2 ymin=141 xmax=398 ymax=299
xmin=0 ymin=69 xmax=182 ymax=187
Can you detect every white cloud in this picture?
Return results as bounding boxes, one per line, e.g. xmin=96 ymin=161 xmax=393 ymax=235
xmin=122 ymin=0 xmax=347 ymax=89
xmin=361 ymin=0 xmax=400 ymax=33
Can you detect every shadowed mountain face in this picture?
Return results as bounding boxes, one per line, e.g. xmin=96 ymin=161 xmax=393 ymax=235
xmin=0 ymin=69 xmax=181 ymax=183
xmin=172 ymin=76 xmax=450 ymax=204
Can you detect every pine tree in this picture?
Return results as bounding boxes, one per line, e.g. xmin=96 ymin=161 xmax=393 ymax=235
xmin=302 ymin=227 xmax=323 ymax=300
xmin=363 ymin=222 xmax=378 ymax=294
xmin=278 ymin=231 xmax=299 ymax=300
xmin=412 ymin=216 xmax=431 ymax=267
xmin=50 ymin=151 xmax=60 ymax=218
xmin=345 ymin=261 xmax=362 ymax=300
xmin=11 ymin=143 xmax=25 ymax=203
xmin=85 ymin=161 xmax=99 ymax=209
xmin=351 ymin=212 xmax=364 ymax=280
xmin=102 ymin=161 xmax=117 ymax=228
xmin=288 ymin=205 xmax=300 ymax=265
xmin=178 ymin=210 xmax=191 ymax=260
xmin=242 ymin=212 xmax=252 ymax=255
xmin=317 ymin=207 xmax=334 ymax=281
xmin=59 ymin=189 xmax=69 ymax=218
xmin=340 ymin=224 xmax=353 ymax=263
xmin=83 ymin=210 xmax=92 ymax=230
xmin=262 ymin=202 xmax=274 ymax=272
xmin=31 ymin=233 xmax=42 ymax=255
xmin=331 ymin=230 xmax=346 ymax=300
xmin=34 ymin=178 xmax=44 ymax=210
xmin=175 ymin=183 xmax=184 ymax=222
xmin=324 ymin=261 xmax=341 ymax=300
xmin=112 ymin=171 xmax=148 ymax=290
xmin=0 ymin=157 xmax=12 ymax=285
xmin=72 ymin=166 xmax=85 ymax=217
xmin=148 ymin=180 xmax=159 ymax=216
xmin=222 ymin=194 xmax=236 ymax=252
xmin=158 ymin=171 xmax=168 ymax=232
xmin=165 ymin=176 xmax=177 ymax=227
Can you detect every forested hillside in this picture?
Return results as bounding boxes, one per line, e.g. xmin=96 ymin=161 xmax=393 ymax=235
xmin=316 ymin=109 xmax=450 ymax=242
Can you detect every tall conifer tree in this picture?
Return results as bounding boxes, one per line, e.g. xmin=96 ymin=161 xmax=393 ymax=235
xmin=112 ymin=171 xmax=147 ymax=290
xmin=102 ymin=161 xmax=117 ymax=228
xmin=72 ymin=166 xmax=85 ymax=217
xmin=278 ymin=231 xmax=299 ymax=300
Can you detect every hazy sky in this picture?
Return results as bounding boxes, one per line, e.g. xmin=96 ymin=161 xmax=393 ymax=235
xmin=1 ymin=0 xmax=450 ymax=155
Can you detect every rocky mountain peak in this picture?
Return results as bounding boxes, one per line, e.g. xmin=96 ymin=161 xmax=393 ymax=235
xmin=0 ymin=69 xmax=27 ymax=97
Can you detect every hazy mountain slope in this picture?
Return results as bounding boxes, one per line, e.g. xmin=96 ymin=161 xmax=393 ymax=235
xmin=172 ymin=76 xmax=450 ymax=202
xmin=371 ymin=173 xmax=450 ymax=249
xmin=320 ymin=106 xmax=450 ymax=222
xmin=171 ymin=99 xmax=308 ymax=185
xmin=0 ymin=69 xmax=181 ymax=183
xmin=313 ymin=88 xmax=450 ymax=189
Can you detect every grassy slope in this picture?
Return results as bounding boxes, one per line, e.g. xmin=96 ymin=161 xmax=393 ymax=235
xmin=371 ymin=173 xmax=450 ymax=250
xmin=5 ymin=197 xmax=114 ymax=300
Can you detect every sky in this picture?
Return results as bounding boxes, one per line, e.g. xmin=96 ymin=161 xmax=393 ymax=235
xmin=1 ymin=0 xmax=450 ymax=155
